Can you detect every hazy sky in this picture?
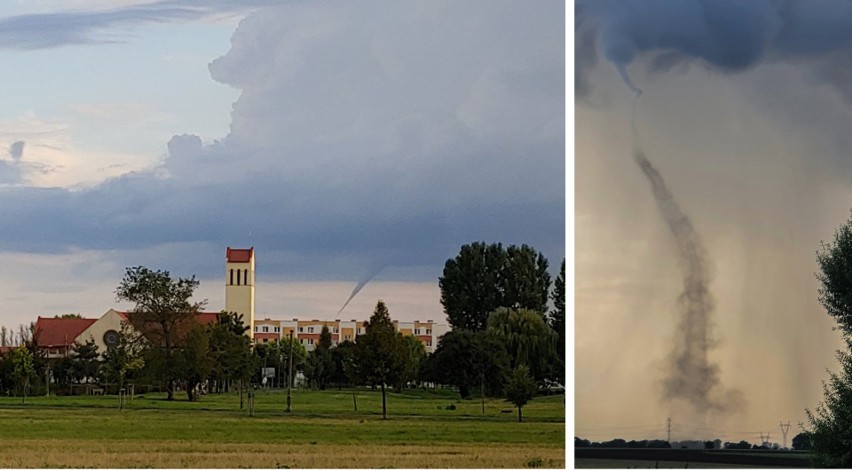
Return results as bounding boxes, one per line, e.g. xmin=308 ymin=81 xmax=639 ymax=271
xmin=576 ymin=0 xmax=852 ymax=444
xmin=0 ymin=1 xmax=565 ymax=328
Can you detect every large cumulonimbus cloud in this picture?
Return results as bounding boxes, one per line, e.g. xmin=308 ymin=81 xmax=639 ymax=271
xmin=577 ymin=0 xmax=852 ymax=101
xmin=0 ymin=1 xmax=565 ymax=281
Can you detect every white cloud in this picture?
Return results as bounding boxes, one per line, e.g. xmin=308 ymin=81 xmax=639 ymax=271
xmin=0 ymin=0 xmax=564 ymax=288
xmin=0 ymin=112 xmax=156 ymax=188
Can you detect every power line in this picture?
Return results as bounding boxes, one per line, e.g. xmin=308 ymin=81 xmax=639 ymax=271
xmin=667 ymin=417 xmax=672 ymax=443
xmin=779 ymin=421 xmax=791 ymax=449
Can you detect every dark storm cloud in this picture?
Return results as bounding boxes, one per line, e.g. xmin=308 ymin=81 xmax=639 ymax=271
xmin=0 ymin=1 xmax=565 ymax=282
xmin=576 ymin=0 xmax=852 ymax=98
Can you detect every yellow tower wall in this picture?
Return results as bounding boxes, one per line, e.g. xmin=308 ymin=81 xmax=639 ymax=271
xmin=225 ymin=247 xmax=255 ymax=336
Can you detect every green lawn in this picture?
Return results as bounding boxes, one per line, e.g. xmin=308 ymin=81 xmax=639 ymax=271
xmin=0 ymin=388 xmax=566 ymax=468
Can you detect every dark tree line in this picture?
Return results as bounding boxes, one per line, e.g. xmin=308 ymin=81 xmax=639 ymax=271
xmin=574 ymin=437 xmax=672 ymax=449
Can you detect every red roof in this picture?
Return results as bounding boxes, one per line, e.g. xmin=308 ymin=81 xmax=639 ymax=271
xmin=34 ymin=317 xmax=97 ymax=348
xmin=227 ymin=247 xmax=253 ymax=263
xmin=196 ymin=312 xmax=220 ymax=325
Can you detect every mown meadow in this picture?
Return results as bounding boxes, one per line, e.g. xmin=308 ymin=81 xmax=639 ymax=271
xmin=0 ymin=388 xmax=565 ymax=468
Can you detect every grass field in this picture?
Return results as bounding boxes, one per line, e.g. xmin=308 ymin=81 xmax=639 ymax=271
xmin=0 ymin=388 xmax=565 ymax=468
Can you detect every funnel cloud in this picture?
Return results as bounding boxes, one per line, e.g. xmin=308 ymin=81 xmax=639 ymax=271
xmin=634 ymin=146 xmax=741 ymax=413
xmin=9 ymin=141 xmax=23 ymax=162
xmin=337 ymin=266 xmax=384 ymax=316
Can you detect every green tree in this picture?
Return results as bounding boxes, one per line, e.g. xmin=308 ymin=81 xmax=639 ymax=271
xmin=51 ymin=355 xmax=75 ymax=391
xmin=340 ymin=340 xmax=365 ymax=412
xmin=397 ymin=335 xmax=426 ymax=391
xmin=100 ymin=323 xmax=145 ymax=392
xmin=439 ymin=242 xmax=551 ymax=331
xmin=208 ymin=312 xmax=255 ymax=396
xmin=115 ymin=266 xmax=205 ymax=400
xmin=350 ymin=300 xmax=407 ymax=419
xmin=0 ymin=350 xmax=13 ymax=395
xmin=809 ymin=212 xmax=852 ymax=466
xmin=71 ymin=339 xmax=100 ymax=384
xmin=791 ymin=432 xmax=811 ymax=451
xmin=305 ymin=326 xmax=336 ymax=390
xmin=10 ymin=346 xmax=35 ymax=403
xmin=176 ymin=324 xmax=213 ymax=401
xmin=504 ymin=365 xmax=537 ymax=422
xmin=330 ymin=340 xmax=355 ymax=389
xmin=487 ymin=307 xmax=558 ymax=382
xmin=549 ymin=259 xmax=565 ymax=382
xmin=817 ymin=212 xmax=852 ymax=334
xmin=807 ymin=337 xmax=852 ymax=467
xmin=421 ymin=330 xmax=509 ymax=398
xmin=278 ymin=336 xmax=307 ymax=388
xmin=503 ymin=244 xmax=551 ymax=312
xmin=21 ymin=322 xmax=47 ymax=395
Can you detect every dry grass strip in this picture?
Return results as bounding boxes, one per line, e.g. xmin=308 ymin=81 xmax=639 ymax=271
xmin=0 ymin=439 xmax=564 ymax=468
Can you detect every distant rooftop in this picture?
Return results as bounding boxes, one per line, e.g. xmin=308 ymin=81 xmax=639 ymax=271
xmin=34 ymin=316 xmax=98 ymax=348
xmin=226 ymin=247 xmax=254 ymax=263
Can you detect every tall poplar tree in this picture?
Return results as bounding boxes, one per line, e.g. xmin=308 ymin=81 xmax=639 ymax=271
xmin=549 ymin=259 xmax=565 ymax=381
xmin=440 ymin=242 xmax=550 ymax=331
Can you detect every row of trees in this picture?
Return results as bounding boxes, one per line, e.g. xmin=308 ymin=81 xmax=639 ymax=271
xmin=574 ymin=434 xmax=811 ymax=451
xmin=0 ymin=241 xmax=565 ymax=421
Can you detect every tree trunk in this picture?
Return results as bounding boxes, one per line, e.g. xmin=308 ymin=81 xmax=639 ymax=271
xmin=459 ymin=383 xmax=470 ymax=399
xmin=518 ymin=405 xmax=523 ymax=423
xmin=166 ymin=380 xmax=175 ymax=401
xmin=381 ymin=383 xmax=387 ymax=420
xmin=481 ymin=375 xmax=485 ymax=415
xmin=352 ymin=388 xmax=358 ymax=413
xmin=239 ymin=379 xmax=244 ymax=409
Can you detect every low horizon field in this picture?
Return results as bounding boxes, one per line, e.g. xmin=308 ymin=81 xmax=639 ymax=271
xmin=0 ymin=388 xmax=565 ymax=468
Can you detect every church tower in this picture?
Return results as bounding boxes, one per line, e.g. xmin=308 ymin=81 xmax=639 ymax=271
xmin=225 ymin=247 xmax=255 ymax=338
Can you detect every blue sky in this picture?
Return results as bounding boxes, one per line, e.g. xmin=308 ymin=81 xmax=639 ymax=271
xmin=0 ymin=1 xmax=565 ymax=328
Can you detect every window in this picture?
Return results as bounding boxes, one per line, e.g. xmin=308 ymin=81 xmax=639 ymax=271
xmin=308 ymin=338 xmax=314 ymax=344
xmin=298 ymin=327 xmax=303 ymax=333
xmin=301 ymin=339 xmax=306 ymax=344
xmin=262 ymin=326 xmax=269 ymax=333
xmin=333 ymin=328 xmax=338 ymax=333
xmin=307 ymin=327 xmax=314 ymax=333
xmin=263 ymin=338 xmax=268 ymax=343
xmin=254 ymin=326 xmax=259 ymax=332
xmin=358 ymin=327 xmax=365 ymax=334
xmin=230 ymin=269 xmax=234 ymax=285
xmin=345 ymin=335 xmax=351 ymax=340
xmin=237 ymin=269 xmax=241 ymax=286
xmin=426 ymin=329 xmax=431 ymax=335
xmin=244 ymin=269 xmax=249 ymax=285
xmin=274 ymin=326 xmax=280 ymax=333
xmin=414 ymin=328 xmax=421 ymax=335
